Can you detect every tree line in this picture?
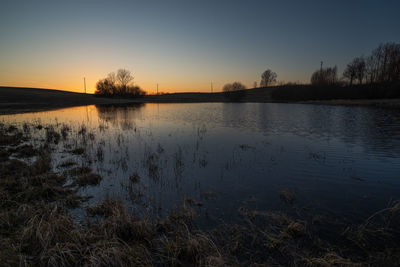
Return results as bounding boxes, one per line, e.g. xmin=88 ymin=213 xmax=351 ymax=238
xmin=311 ymin=42 xmax=400 ymax=86
xmin=95 ymin=43 xmax=398 ymax=99
xmin=223 ymin=42 xmax=399 ymax=95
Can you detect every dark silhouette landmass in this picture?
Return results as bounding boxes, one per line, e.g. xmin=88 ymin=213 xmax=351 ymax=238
xmin=1 ymin=82 xmax=400 ymax=115
xmin=0 ymin=87 xmax=138 ymax=114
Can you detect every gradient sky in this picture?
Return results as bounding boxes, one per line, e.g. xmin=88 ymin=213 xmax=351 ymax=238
xmin=1 ymin=0 xmax=399 ymax=93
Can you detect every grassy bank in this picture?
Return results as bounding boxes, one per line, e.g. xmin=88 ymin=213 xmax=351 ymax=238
xmin=1 ymin=121 xmax=400 ymax=266
xmin=271 ymin=82 xmax=400 ymax=102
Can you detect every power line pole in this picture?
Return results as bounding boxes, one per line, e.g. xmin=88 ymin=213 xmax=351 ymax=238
xmin=83 ymin=77 xmax=86 ymax=94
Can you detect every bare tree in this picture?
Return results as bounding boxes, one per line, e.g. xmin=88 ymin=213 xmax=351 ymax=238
xmin=354 ymin=57 xmax=366 ymax=84
xmin=343 ymin=62 xmax=357 ymax=85
xmin=260 ymin=69 xmax=277 ymax=87
xmin=365 ymin=43 xmax=400 ymax=83
xmin=222 ymin=83 xmax=233 ymax=93
xmin=253 ymin=81 xmax=258 ymax=88
xmin=107 ymin=72 xmax=117 ymax=85
xmin=117 ymin=69 xmax=134 ymax=88
xmin=223 ymin=82 xmax=246 ymax=92
xmin=231 ymin=82 xmax=246 ymax=91
xmin=343 ymin=57 xmax=365 ymax=85
xmin=365 ymin=55 xmax=378 ymax=84
xmin=95 ymin=68 xmax=145 ymax=97
xmin=311 ymin=66 xmax=337 ymax=85
xmin=222 ymin=82 xmax=247 ymax=101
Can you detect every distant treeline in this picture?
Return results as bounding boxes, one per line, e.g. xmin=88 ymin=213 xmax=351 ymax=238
xmin=222 ymin=42 xmax=400 ymax=101
xmin=271 ymin=42 xmax=400 ymax=101
xmin=311 ymin=42 xmax=400 ymax=86
xmin=94 ymin=43 xmax=399 ymax=101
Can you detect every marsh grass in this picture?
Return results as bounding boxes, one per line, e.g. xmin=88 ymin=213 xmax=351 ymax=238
xmin=75 ymin=172 xmax=102 ymax=186
xmin=96 ymin=145 xmax=104 ymax=162
xmin=280 ymin=189 xmax=296 ymax=204
xmin=71 ymin=147 xmax=85 ymax=155
xmin=1 ymin=122 xmax=400 ymax=266
xmin=58 ymin=160 xmax=77 ymax=168
xmin=45 ymin=126 xmax=61 ymax=144
xmin=60 ymin=124 xmax=70 ymax=140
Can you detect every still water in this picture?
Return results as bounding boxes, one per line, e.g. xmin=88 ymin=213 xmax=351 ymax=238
xmin=2 ymin=103 xmax=400 ymax=224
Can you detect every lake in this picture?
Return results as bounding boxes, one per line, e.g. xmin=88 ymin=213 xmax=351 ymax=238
xmin=2 ymin=102 xmax=400 ymax=226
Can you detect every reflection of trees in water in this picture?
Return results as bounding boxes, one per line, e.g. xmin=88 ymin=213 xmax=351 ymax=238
xmin=349 ymin=108 xmax=400 ymax=157
xmin=95 ymin=103 xmax=145 ymax=130
xmin=301 ymin=105 xmax=400 ymax=156
xmin=254 ymin=103 xmax=400 ymax=157
xmin=222 ymin=103 xmax=258 ymax=129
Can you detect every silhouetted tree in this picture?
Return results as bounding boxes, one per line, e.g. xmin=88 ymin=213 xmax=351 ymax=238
xmin=231 ymin=82 xmax=246 ymax=91
xmin=260 ymin=69 xmax=277 ymax=87
xmin=311 ymin=66 xmax=338 ymax=85
xmin=116 ymin=69 xmax=134 ymax=94
xmin=366 ymin=54 xmax=378 ymax=84
xmin=354 ymin=57 xmax=366 ymax=84
xmin=95 ymin=69 xmax=145 ymax=97
xmin=253 ymin=81 xmax=257 ymax=88
xmin=107 ymin=72 xmax=117 ymax=84
xmin=343 ymin=61 xmax=357 ymax=85
xmin=223 ymin=82 xmax=246 ymax=101
xmin=365 ymin=43 xmax=400 ymax=83
xmin=223 ymin=82 xmax=246 ymax=92
xmin=343 ymin=57 xmax=365 ymax=85
xmin=95 ymin=78 xmax=115 ymax=96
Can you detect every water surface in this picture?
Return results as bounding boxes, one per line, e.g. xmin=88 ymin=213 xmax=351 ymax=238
xmin=2 ymin=103 xmax=400 ymax=225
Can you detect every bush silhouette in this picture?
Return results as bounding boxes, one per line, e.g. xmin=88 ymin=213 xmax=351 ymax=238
xmin=95 ymin=69 xmax=146 ymax=98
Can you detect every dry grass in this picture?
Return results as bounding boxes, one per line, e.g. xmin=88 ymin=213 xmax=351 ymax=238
xmin=1 ymin=122 xmax=400 ymax=266
xmin=75 ymin=173 xmax=102 ymax=186
xmin=280 ymin=189 xmax=296 ymax=204
xmin=129 ymin=172 xmax=141 ymax=184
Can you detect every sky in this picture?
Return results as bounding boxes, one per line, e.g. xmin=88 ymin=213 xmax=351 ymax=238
xmin=1 ymin=0 xmax=399 ymax=94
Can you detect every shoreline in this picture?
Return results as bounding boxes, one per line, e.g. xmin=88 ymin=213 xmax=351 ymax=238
xmin=1 ymin=86 xmax=400 ymax=115
xmin=298 ymin=98 xmax=400 ymax=109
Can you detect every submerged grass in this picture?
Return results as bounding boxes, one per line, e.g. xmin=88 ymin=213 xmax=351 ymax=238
xmin=0 ymin=122 xmax=399 ymax=266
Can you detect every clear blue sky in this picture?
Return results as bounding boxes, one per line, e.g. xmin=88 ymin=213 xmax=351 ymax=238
xmin=1 ymin=0 xmax=399 ymax=93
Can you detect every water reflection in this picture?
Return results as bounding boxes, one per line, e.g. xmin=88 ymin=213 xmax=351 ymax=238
xmin=1 ymin=103 xmax=400 ymax=224
xmin=96 ymin=103 xmax=145 ymax=129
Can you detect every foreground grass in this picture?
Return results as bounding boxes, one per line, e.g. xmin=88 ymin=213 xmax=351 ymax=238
xmin=0 ymin=122 xmax=399 ymax=266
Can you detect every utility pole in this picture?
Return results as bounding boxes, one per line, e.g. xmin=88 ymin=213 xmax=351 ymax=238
xmin=83 ymin=77 xmax=86 ymax=94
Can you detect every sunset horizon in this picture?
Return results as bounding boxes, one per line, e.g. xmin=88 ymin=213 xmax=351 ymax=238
xmin=1 ymin=0 xmax=399 ymax=94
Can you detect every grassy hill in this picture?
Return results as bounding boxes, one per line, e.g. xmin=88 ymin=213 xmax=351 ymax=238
xmin=0 ymin=87 xmax=130 ymax=114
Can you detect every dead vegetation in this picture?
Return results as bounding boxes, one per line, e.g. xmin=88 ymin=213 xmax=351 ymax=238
xmin=0 ymin=122 xmax=399 ymax=266
xmin=280 ymin=188 xmax=296 ymax=204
